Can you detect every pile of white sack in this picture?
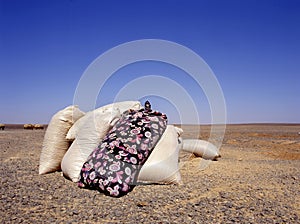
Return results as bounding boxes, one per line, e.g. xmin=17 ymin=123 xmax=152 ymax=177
xmin=39 ymin=101 xmax=220 ymax=185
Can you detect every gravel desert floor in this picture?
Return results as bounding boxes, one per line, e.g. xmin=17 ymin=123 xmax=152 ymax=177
xmin=0 ymin=124 xmax=299 ymax=223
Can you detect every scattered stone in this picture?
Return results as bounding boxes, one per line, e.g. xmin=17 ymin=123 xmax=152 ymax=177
xmin=1 ymin=125 xmax=299 ymax=223
xmin=137 ymin=201 xmax=149 ymax=207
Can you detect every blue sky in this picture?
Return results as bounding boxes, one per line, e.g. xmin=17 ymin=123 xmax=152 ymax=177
xmin=0 ymin=0 xmax=299 ymax=124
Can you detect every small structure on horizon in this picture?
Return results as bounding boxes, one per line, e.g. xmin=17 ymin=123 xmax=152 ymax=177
xmin=34 ymin=124 xmax=44 ymax=130
xmin=24 ymin=124 xmax=34 ymax=130
xmin=24 ymin=124 xmax=44 ymax=130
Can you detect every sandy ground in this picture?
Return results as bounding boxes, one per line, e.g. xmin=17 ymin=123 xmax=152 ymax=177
xmin=0 ymin=124 xmax=299 ymax=223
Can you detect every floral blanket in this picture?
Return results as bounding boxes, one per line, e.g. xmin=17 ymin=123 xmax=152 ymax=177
xmin=78 ymin=102 xmax=167 ymax=197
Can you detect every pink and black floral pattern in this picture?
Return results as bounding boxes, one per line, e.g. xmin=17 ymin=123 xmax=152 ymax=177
xmin=78 ymin=104 xmax=167 ymax=197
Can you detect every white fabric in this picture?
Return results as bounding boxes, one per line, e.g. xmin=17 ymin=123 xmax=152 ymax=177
xmin=137 ymin=125 xmax=183 ymax=184
xmin=66 ymin=101 xmax=141 ymax=140
xmin=181 ymin=139 xmax=220 ymax=160
xmin=61 ymin=101 xmax=142 ymax=182
xmin=39 ymin=105 xmax=85 ymax=175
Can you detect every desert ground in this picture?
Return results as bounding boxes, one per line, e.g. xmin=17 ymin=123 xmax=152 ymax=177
xmin=0 ymin=124 xmax=299 ymax=223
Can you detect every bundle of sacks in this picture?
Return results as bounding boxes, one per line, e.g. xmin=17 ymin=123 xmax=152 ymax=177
xmin=39 ymin=101 xmax=220 ymax=197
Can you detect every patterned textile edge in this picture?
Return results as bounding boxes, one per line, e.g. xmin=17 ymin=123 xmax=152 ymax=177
xmin=78 ymin=102 xmax=168 ymax=197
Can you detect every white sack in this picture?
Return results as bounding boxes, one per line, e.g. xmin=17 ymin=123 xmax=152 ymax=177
xmin=39 ymin=105 xmax=85 ymax=175
xmin=66 ymin=101 xmax=141 ymax=140
xmin=61 ymin=101 xmax=142 ymax=182
xmin=61 ymin=107 xmax=120 ymax=181
xmin=181 ymin=139 xmax=220 ymax=160
xmin=137 ymin=125 xmax=183 ymax=184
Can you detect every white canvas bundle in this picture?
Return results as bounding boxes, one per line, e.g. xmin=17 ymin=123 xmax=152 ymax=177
xmin=61 ymin=101 xmax=142 ymax=182
xmin=181 ymin=139 xmax=220 ymax=160
xmin=137 ymin=125 xmax=183 ymax=184
xmin=66 ymin=101 xmax=141 ymax=140
xmin=39 ymin=105 xmax=85 ymax=175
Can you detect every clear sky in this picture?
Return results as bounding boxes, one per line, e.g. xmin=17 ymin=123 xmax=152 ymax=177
xmin=1 ymin=0 xmax=299 ymax=124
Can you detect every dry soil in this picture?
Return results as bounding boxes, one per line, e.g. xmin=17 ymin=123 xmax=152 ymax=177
xmin=0 ymin=124 xmax=299 ymax=223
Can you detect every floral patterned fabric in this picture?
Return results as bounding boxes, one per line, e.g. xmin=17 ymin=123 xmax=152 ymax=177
xmin=78 ymin=105 xmax=167 ymax=197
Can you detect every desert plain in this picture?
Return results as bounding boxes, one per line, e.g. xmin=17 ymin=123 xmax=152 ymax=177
xmin=0 ymin=124 xmax=299 ymax=223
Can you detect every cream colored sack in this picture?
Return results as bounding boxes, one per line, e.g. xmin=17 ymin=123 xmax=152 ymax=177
xmin=66 ymin=101 xmax=141 ymax=140
xmin=61 ymin=107 xmax=120 ymax=182
xmin=39 ymin=105 xmax=85 ymax=175
xmin=61 ymin=101 xmax=142 ymax=182
xmin=137 ymin=125 xmax=183 ymax=185
xmin=181 ymin=139 xmax=220 ymax=160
